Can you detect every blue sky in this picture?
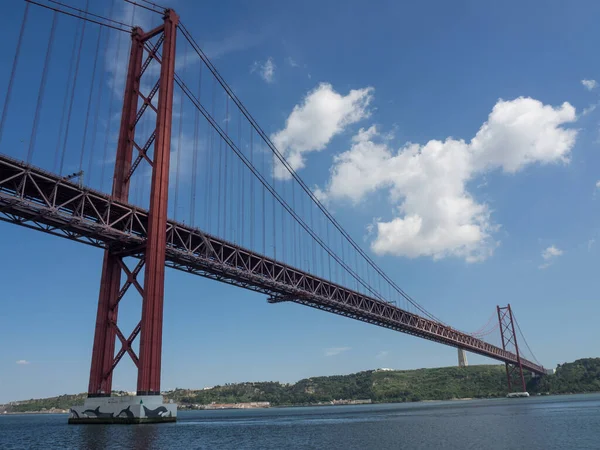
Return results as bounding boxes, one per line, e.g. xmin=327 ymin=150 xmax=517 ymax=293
xmin=1 ymin=0 xmax=600 ymax=403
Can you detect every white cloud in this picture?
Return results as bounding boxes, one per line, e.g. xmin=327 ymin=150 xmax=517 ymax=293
xmin=587 ymin=239 xmax=595 ymax=251
xmin=324 ymin=347 xmax=351 ymax=356
xmin=582 ymin=79 xmax=597 ymax=91
xmin=16 ymin=360 xmax=30 ymax=365
xmin=286 ymin=56 xmax=299 ymax=68
xmin=376 ymin=350 xmax=389 ymax=360
xmin=318 ymin=97 xmax=577 ymax=262
xmin=596 ymin=180 xmax=600 ymax=189
xmin=272 ymin=83 xmax=373 ymax=179
xmin=542 ymin=245 xmax=563 ymax=260
xmin=582 ymin=104 xmax=597 ymax=116
xmin=251 ymin=57 xmax=276 ymax=83
xmin=539 ymin=245 xmax=563 ymax=269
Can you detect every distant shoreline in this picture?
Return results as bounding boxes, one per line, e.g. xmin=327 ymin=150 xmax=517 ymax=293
xmin=4 ymin=392 xmax=599 ymax=416
xmin=3 ymin=359 xmax=598 ymax=415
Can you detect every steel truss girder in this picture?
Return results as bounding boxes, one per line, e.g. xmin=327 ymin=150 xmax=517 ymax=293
xmin=0 ymin=153 xmax=545 ymax=375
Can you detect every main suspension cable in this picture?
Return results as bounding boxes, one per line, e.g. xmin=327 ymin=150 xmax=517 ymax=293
xmin=47 ymin=0 xmax=131 ymax=28
xmin=513 ymin=312 xmax=542 ymax=367
xmin=175 ymin=73 xmax=395 ymax=307
xmin=25 ymin=0 xmax=130 ymax=33
xmin=178 ymin=24 xmax=443 ymax=322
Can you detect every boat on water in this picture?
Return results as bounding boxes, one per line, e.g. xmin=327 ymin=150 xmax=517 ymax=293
xmin=506 ymin=392 xmax=530 ymax=398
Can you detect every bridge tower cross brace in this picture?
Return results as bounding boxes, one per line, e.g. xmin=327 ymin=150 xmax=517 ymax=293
xmin=87 ymin=9 xmax=179 ymax=398
xmin=497 ymin=304 xmax=527 ymax=393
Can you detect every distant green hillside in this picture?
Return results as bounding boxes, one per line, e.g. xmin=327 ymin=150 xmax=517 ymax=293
xmin=2 ymin=358 xmax=598 ymax=413
xmin=1 ymin=393 xmax=87 ymax=413
xmin=168 ymin=364 xmax=514 ymax=407
xmin=528 ymin=358 xmax=600 ymax=394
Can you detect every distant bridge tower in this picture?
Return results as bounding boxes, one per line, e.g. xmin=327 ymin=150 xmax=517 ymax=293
xmin=458 ymin=348 xmax=468 ymax=367
xmin=497 ymin=304 xmax=527 ymax=393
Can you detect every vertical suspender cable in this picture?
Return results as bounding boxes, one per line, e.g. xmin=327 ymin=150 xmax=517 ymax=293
xmin=223 ymin=94 xmax=229 ymax=239
xmin=282 ymin=173 xmax=286 ymax=264
xmin=229 ymin=101 xmax=235 ymax=242
xmin=79 ymin=26 xmax=103 ymax=174
xmin=130 ymin=1 xmax=137 ymax=26
xmin=59 ymin=0 xmax=90 ymax=175
xmin=299 ymin=187 xmax=304 ymax=270
xmin=204 ymin=116 xmax=211 ymax=229
xmin=217 ymin=109 xmax=223 ymax=236
xmin=326 ymin=219 xmax=332 ymax=281
xmin=28 ymin=11 xmax=57 ymax=163
xmin=292 ymin=182 xmax=297 ymax=267
xmin=238 ymin=108 xmax=243 ymax=245
xmin=206 ymin=76 xmax=216 ymax=232
xmin=272 ymin=156 xmax=277 ymax=260
xmin=88 ymin=1 xmax=114 ymax=185
xmin=354 ymin=248 xmax=360 ymax=292
xmin=310 ymin=197 xmax=315 ymax=274
xmin=239 ymin=109 xmax=245 ymax=245
xmin=54 ymin=22 xmax=81 ymax=173
xmin=262 ymin=130 xmax=266 ymax=256
xmin=341 ymin=233 xmax=346 ymax=286
xmin=174 ymin=42 xmax=187 ymax=221
xmin=190 ymin=64 xmax=201 ymax=226
xmin=101 ymin=0 xmax=123 ymax=192
xmin=250 ymin=129 xmax=254 ymax=250
xmin=320 ymin=215 xmax=325 ymax=277
xmin=0 ymin=2 xmax=29 ymax=149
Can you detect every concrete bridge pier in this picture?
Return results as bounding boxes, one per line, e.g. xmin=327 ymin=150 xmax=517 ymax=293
xmin=458 ymin=348 xmax=468 ymax=367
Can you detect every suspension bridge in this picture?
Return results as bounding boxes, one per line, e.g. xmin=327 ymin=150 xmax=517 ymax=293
xmin=0 ymin=0 xmax=546 ymax=423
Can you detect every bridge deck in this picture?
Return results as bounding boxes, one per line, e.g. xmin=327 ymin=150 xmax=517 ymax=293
xmin=0 ymin=154 xmax=545 ymax=374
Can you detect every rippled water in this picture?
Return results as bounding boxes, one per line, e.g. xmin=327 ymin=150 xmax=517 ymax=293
xmin=2 ymin=394 xmax=599 ymax=449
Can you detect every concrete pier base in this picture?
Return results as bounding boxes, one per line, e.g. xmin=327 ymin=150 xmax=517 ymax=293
xmin=69 ymin=395 xmax=177 ymax=424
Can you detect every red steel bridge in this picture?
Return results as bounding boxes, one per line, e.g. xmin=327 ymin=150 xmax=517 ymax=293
xmin=0 ymin=0 xmax=545 ymax=404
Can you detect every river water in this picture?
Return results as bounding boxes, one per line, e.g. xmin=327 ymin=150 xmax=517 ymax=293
xmin=1 ymin=394 xmax=599 ymax=449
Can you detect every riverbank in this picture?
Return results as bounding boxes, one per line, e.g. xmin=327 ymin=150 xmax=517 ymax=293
xmin=2 ymin=358 xmax=598 ymax=414
xmin=4 ymin=391 xmax=600 ymax=416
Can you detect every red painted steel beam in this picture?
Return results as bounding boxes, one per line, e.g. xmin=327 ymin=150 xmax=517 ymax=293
xmin=87 ymin=28 xmax=144 ymax=397
xmin=137 ymin=9 xmax=179 ymax=396
xmin=507 ymin=304 xmax=526 ymax=392
xmin=497 ymin=305 xmax=512 ymax=392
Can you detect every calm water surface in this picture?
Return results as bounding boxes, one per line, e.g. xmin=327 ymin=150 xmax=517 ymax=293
xmin=1 ymin=394 xmax=599 ymax=449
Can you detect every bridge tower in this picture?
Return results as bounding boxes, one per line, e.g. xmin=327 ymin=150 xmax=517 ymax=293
xmin=497 ymin=304 xmax=527 ymax=393
xmin=70 ymin=9 xmax=179 ymax=424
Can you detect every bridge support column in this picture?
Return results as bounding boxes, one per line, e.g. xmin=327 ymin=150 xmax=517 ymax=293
xmin=87 ymin=26 xmax=144 ymax=398
xmin=497 ymin=304 xmax=527 ymax=394
xmin=137 ymin=8 xmax=178 ymax=397
xmin=457 ymin=348 xmax=468 ymax=367
xmin=71 ymin=9 xmax=179 ymax=425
